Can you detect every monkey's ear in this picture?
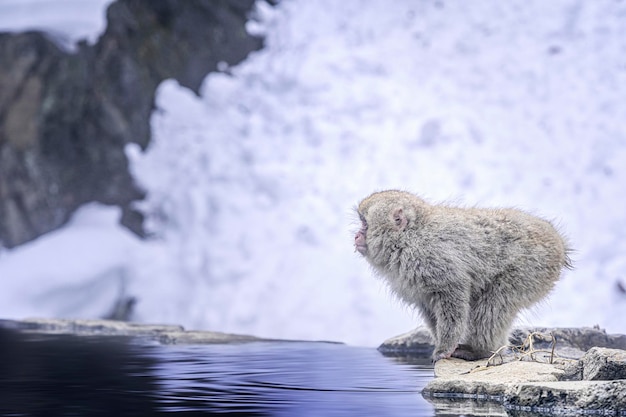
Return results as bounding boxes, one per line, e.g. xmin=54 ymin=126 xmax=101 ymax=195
xmin=392 ymin=207 xmax=408 ymax=231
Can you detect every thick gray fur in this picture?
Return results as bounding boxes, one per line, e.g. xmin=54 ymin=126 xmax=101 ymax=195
xmin=355 ymin=190 xmax=572 ymax=362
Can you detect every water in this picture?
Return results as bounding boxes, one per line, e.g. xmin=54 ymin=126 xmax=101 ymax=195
xmin=153 ymin=342 xmax=435 ymax=416
xmin=0 ymin=328 xmax=438 ymax=416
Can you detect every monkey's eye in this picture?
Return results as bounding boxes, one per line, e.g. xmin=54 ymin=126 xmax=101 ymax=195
xmin=359 ymin=214 xmax=368 ymax=229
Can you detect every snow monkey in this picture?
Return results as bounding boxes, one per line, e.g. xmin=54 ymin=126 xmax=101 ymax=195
xmin=354 ymin=190 xmax=571 ymax=362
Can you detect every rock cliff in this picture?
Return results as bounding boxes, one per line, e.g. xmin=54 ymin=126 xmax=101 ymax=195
xmin=0 ymin=0 xmax=263 ymax=248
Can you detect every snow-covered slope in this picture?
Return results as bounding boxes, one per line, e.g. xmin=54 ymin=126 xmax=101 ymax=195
xmin=1 ymin=0 xmax=625 ymax=346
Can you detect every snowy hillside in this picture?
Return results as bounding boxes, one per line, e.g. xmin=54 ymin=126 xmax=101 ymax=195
xmin=1 ymin=0 xmax=625 ymax=346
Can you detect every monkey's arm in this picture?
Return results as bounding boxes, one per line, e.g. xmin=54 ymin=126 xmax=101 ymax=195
xmin=419 ymin=305 xmax=438 ymax=339
xmin=427 ymin=280 xmax=470 ymax=362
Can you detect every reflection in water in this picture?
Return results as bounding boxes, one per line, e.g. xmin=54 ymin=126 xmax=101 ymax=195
xmin=0 ymin=327 xmax=157 ymax=416
xmin=0 ymin=328 xmax=435 ymax=416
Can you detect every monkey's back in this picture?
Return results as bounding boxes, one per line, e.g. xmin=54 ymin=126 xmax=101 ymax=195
xmin=416 ymin=204 xmax=569 ymax=307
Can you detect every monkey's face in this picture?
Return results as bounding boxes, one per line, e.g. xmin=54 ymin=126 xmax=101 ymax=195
xmin=355 ymin=191 xmax=415 ymax=260
xmin=354 ymin=213 xmax=369 ymax=255
xmin=354 ymin=204 xmax=402 ymax=259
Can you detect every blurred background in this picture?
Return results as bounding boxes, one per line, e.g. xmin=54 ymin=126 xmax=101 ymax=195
xmin=0 ymin=0 xmax=624 ymax=347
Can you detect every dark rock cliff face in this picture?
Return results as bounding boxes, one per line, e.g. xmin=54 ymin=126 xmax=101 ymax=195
xmin=0 ymin=0 xmax=263 ymax=248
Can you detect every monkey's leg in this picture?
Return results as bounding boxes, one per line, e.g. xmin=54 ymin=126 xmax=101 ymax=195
xmin=460 ymin=288 xmax=517 ymax=360
xmin=430 ymin=290 xmax=470 ymax=362
xmin=419 ymin=305 xmax=439 ymax=345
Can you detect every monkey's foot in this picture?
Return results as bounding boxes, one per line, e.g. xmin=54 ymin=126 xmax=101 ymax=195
xmin=450 ymin=344 xmax=490 ymax=361
xmin=431 ymin=346 xmax=457 ymax=363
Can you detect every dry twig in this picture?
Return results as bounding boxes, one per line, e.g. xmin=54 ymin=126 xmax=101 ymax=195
xmin=478 ymin=331 xmax=571 ymax=368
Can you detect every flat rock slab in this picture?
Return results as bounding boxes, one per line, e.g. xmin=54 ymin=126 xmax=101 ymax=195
xmin=0 ymin=317 xmax=183 ymax=336
xmin=0 ymin=318 xmax=340 ymax=345
xmin=426 ymin=358 xmax=563 ymax=395
xmin=424 ymin=355 xmax=626 ymax=414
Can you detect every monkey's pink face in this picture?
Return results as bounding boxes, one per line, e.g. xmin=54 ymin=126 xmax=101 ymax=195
xmin=354 ymin=213 xmax=368 ymax=255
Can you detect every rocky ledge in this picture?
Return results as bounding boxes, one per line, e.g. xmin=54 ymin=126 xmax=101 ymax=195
xmin=379 ymin=326 xmax=626 ymax=357
xmin=380 ymin=326 xmax=626 ymax=415
xmin=425 ymin=348 xmax=626 ymax=415
xmin=0 ymin=317 xmax=340 ymax=345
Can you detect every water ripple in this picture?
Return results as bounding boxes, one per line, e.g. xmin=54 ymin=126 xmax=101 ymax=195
xmin=149 ymin=342 xmax=434 ymax=416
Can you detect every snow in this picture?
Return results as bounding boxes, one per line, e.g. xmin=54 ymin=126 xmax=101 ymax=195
xmin=1 ymin=0 xmax=625 ymax=346
xmin=0 ymin=0 xmax=111 ymax=51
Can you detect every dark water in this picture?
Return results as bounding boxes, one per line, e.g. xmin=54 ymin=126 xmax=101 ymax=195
xmin=0 ymin=328 xmax=438 ymax=416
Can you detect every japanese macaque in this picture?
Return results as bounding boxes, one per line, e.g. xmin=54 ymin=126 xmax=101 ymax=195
xmin=355 ymin=190 xmax=571 ymax=362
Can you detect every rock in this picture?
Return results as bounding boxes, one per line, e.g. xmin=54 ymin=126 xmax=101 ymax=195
xmin=424 ymin=358 xmax=564 ymax=397
xmin=377 ymin=326 xmax=434 ymax=357
xmin=422 ymin=339 xmax=626 ymax=414
xmin=379 ymin=325 xmax=626 ymax=360
xmin=504 ymin=380 xmax=626 ymax=413
xmin=510 ymin=326 xmax=626 ymax=353
xmin=580 ymin=347 xmax=626 ymax=381
xmin=156 ymin=330 xmax=263 ymax=345
xmin=558 ymin=359 xmax=584 ymax=381
xmin=102 ymin=296 xmax=138 ymax=321
xmin=0 ymin=0 xmax=264 ymax=248
xmin=0 ymin=317 xmax=342 ymax=346
xmin=0 ymin=317 xmax=184 ymax=336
